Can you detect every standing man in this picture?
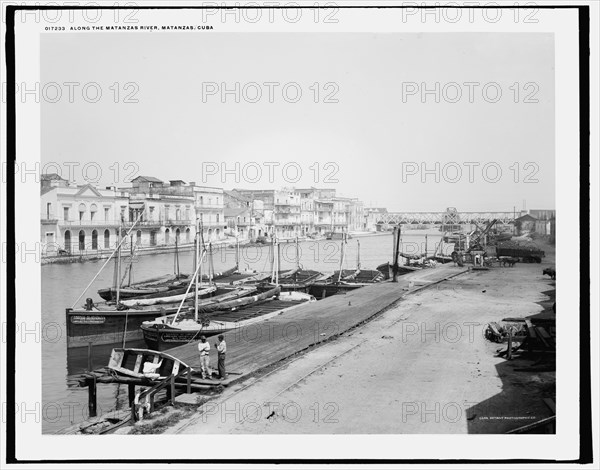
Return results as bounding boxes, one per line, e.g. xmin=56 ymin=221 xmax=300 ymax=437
xmin=198 ymin=335 xmax=211 ymax=379
xmin=215 ymin=335 xmax=227 ymax=380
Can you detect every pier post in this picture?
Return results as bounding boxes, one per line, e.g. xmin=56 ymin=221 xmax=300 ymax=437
xmin=187 ymin=368 xmax=192 ymax=394
xmin=170 ymin=375 xmax=176 ymax=405
xmin=87 ymin=376 xmax=97 ymax=417
xmin=128 ymin=383 xmax=135 ymax=405
xmin=87 ymin=342 xmax=93 ymax=371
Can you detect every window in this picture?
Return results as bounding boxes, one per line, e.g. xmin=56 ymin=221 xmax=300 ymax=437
xmin=63 ymin=207 xmax=69 ymax=221
xmin=46 ymin=203 xmax=52 ymax=219
xmin=91 ymin=230 xmax=98 ymax=249
xmin=150 ymin=231 xmax=157 ymax=246
xmin=104 ymin=208 xmax=109 ymax=221
xmin=64 ymin=230 xmax=71 ymax=252
xmin=136 ymin=230 xmax=142 ymax=246
xmin=104 ymin=229 xmax=110 ymax=249
xmin=79 ymin=203 xmax=86 ymax=221
xmin=216 ymin=214 xmax=220 ymax=223
xmin=78 ymin=230 xmax=85 ymax=251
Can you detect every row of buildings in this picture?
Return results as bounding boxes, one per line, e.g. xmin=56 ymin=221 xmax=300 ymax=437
xmin=40 ymin=174 xmax=366 ymax=255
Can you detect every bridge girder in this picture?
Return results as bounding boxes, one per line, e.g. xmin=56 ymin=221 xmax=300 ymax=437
xmin=375 ymin=212 xmax=515 ymax=225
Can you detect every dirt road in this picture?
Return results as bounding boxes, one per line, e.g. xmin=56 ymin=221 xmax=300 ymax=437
xmin=170 ymin=243 xmax=556 ymax=434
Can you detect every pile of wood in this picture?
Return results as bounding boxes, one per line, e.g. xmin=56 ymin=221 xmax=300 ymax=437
xmin=485 ymin=317 xmax=555 ymax=361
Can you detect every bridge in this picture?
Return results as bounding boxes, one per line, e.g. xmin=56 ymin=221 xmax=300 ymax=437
xmin=370 ymin=210 xmax=516 ymax=226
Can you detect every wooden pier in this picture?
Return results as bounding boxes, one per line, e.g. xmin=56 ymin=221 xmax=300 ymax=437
xmin=164 ymin=264 xmax=469 ymax=387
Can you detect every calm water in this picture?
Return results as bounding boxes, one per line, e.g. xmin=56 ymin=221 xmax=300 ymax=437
xmin=41 ymin=229 xmax=450 ymax=433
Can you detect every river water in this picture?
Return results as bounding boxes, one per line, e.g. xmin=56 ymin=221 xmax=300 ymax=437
xmin=41 ymin=229 xmax=450 ymax=433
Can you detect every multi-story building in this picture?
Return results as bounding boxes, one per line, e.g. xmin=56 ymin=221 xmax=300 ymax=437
xmin=223 ymin=190 xmax=268 ymax=240
xmin=127 ymin=176 xmax=196 ymax=247
xmin=41 ymin=173 xmax=129 ymax=255
xmin=233 ymin=188 xmax=301 ymax=238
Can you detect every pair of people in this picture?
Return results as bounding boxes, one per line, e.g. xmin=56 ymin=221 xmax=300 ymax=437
xmin=197 ymin=334 xmax=227 ymax=380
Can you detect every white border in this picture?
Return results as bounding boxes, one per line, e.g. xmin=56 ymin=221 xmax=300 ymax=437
xmin=1 ymin=0 xmax=596 ymax=465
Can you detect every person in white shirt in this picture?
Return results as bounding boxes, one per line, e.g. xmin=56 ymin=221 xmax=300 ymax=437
xmin=197 ymin=335 xmax=211 ymax=379
xmin=215 ymin=335 xmax=227 ymax=379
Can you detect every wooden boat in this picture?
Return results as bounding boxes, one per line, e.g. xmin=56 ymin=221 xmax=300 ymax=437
xmin=141 ymin=286 xmax=315 ymax=350
xmin=325 ymin=231 xmax=352 ymax=240
xmin=67 ymin=285 xmax=257 ymax=348
xmin=277 ymin=269 xmax=323 ymax=292
xmin=97 ymin=274 xmax=189 ymax=301
xmin=108 ymin=347 xmax=191 ymax=380
xmin=308 ymin=237 xmax=382 ymax=299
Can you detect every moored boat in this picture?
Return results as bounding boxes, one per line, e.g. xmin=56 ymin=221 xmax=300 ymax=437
xmin=141 ymin=286 xmax=315 ymax=350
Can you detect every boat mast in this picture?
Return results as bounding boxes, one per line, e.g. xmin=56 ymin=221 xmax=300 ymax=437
xmin=128 ymin=233 xmax=134 ymax=286
xmin=116 ymin=223 xmax=122 ymax=304
xmin=356 ymin=239 xmax=361 ymax=271
xmin=235 ymin=235 xmax=239 ymax=270
xmin=175 ymin=236 xmax=180 ymax=277
xmin=194 ymin=217 xmax=200 ymax=322
xmin=275 ymin=238 xmax=280 ymax=285
xmin=295 ymin=236 xmax=300 ymax=270
xmin=337 ymin=233 xmax=346 ymax=282
xmin=209 ymin=242 xmax=214 ymax=284
xmin=270 ymin=236 xmax=275 ymax=281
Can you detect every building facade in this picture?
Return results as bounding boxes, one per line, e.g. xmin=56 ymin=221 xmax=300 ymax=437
xmin=41 ymin=173 xmax=129 ymax=255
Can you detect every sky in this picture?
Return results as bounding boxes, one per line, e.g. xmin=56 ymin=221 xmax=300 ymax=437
xmin=41 ymin=32 xmax=555 ymax=212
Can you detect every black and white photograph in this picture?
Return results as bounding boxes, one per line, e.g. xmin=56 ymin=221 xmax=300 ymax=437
xmin=1 ymin=1 xmax=597 ymax=467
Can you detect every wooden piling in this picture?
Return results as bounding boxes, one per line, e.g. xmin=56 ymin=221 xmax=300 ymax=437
xmin=87 ymin=376 xmax=97 ymax=417
xmin=87 ymin=342 xmax=93 ymax=371
xmin=128 ymin=383 xmax=135 ymax=405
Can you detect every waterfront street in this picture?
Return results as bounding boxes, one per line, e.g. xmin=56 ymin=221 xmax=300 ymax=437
xmin=167 ymin=241 xmax=555 ymax=435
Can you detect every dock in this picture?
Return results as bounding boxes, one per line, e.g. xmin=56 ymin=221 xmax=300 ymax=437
xmin=73 ymin=264 xmax=469 ymax=428
xmin=164 ymin=264 xmax=468 ymax=386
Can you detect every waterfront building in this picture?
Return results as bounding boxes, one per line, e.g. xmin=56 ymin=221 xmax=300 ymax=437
xmin=224 ymin=190 xmax=268 ymax=240
xmin=233 ymin=188 xmax=301 ymax=239
xmin=40 ymin=173 xmax=129 ymax=255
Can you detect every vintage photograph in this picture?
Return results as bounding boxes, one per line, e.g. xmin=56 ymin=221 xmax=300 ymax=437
xmin=3 ymin=1 xmax=595 ymax=466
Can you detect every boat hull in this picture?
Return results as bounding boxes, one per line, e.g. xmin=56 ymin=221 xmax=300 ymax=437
xmin=308 ymin=282 xmax=364 ymax=299
xmin=141 ymin=324 xmax=230 ymax=351
xmin=66 ymin=308 xmax=173 ymax=348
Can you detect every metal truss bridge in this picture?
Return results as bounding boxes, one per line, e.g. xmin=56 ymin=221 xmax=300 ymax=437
xmin=373 ymin=211 xmax=516 ymax=225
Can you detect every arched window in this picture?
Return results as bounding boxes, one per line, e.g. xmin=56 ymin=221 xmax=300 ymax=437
xmin=136 ymin=230 xmax=142 ymax=246
xmin=186 ymin=228 xmax=191 ymax=243
xmin=165 ymin=228 xmax=170 ymax=245
xmin=78 ymin=230 xmax=85 ymax=251
xmin=175 ymin=228 xmax=181 ymax=243
xmin=104 ymin=229 xmax=110 ymax=249
xmin=64 ymin=230 xmax=71 ymax=252
xmin=91 ymin=230 xmax=98 ymax=250
xmin=90 ymin=203 xmax=98 ymax=221
xmin=79 ymin=203 xmax=86 ymax=221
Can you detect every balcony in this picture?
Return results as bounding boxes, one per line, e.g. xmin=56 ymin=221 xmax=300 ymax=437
xmin=60 ymin=219 xmax=123 ymax=227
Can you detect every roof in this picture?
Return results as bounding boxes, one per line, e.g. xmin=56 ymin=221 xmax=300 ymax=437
xmin=131 ymin=176 xmax=163 ymax=183
xmin=224 ymin=207 xmax=250 ymax=218
xmin=41 ymin=173 xmax=67 ymax=181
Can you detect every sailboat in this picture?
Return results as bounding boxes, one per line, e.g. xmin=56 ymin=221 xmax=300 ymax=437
xmin=97 ymin=237 xmax=190 ymax=301
xmin=66 ymin=221 xmax=241 ymax=348
xmin=275 ymin=237 xmax=323 ymax=292
xmin=141 ymin=225 xmax=315 ymax=351
xmin=308 ymin=236 xmax=384 ymax=299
